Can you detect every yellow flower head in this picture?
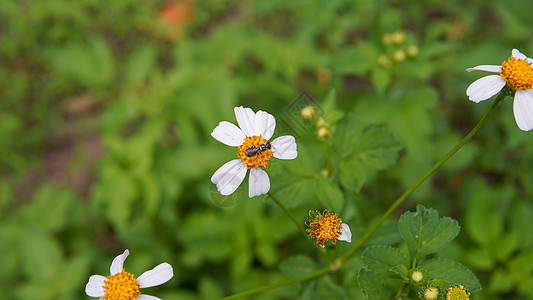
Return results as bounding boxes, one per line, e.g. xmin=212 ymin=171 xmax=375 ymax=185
xmin=305 ymin=210 xmax=351 ymax=248
xmin=446 ymin=285 xmax=471 ymax=300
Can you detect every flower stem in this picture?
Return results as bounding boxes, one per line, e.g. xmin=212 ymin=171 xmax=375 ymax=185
xmin=224 ymin=94 xmax=504 ymax=299
xmin=340 ymin=93 xmax=505 ymax=262
xmin=268 ymin=191 xmax=332 ymax=261
xmin=324 ymin=140 xmax=332 ymax=177
xmin=220 ymin=266 xmax=333 ymax=300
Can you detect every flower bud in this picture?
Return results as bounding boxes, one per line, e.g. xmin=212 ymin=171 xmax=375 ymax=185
xmin=423 ymin=287 xmax=439 ymax=300
xmin=393 ymin=49 xmax=406 ymax=62
xmin=411 ymin=270 xmax=423 ymax=283
xmin=391 ymin=31 xmax=406 ymax=44
xmin=406 ymin=45 xmax=419 ymax=57
xmin=377 ymin=54 xmax=391 ymax=67
xmin=317 ymin=127 xmax=330 ymax=139
xmin=301 ymin=106 xmax=315 ymax=120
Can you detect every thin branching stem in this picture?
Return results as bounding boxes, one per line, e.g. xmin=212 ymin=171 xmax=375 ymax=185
xmin=224 ymin=94 xmax=505 ymax=299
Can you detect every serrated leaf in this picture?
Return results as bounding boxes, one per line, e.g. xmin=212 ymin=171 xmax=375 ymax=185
xmin=339 ymin=159 xmax=366 ymax=192
xmin=357 ymin=269 xmax=392 ymax=300
xmin=353 ymin=127 xmax=403 ymax=170
xmin=420 ymin=258 xmax=482 ymax=292
xmin=279 ymin=255 xmax=319 ymax=278
xmin=315 ymin=177 xmax=344 ymax=211
xmin=333 ymin=113 xmax=365 ymax=159
xmin=362 ymin=245 xmax=408 ymax=278
xmin=398 ymin=205 xmax=460 ymax=262
xmin=390 ymin=265 xmax=409 ymax=280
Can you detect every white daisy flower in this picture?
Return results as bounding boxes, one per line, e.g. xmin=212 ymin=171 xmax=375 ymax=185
xmin=211 ymin=106 xmax=298 ymax=198
xmin=466 ymin=48 xmax=533 ymax=131
xmin=85 ymin=249 xmax=173 ymax=300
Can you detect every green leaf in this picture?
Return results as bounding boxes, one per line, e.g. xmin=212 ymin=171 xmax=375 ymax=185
xmin=420 ymin=258 xmax=482 ymax=292
xmin=357 ymin=269 xmax=393 ymax=300
xmin=338 ymin=159 xmax=366 ymax=192
xmin=398 ymin=205 xmax=460 ymax=262
xmin=279 ymin=255 xmax=319 ymax=278
xmin=362 ymin=245 xmax=409 ymax=278
xmin=124 ymin=44 xmax=157 ymax=85
xmin=334 ymin=114 xmax=402 ymax=191
xmin=315 ymin=177 xmax=344 ymax=211
xmin=353 ymin=127 xmax=403 ymax=170
xmin=465 ymin=180 xmax=503 ymax=244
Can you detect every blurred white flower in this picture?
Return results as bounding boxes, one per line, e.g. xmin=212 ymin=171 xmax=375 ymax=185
xmin=466 ymin=48 xmax=533 ymax=131
xmin=211 ymin=106 xmax=298 ymax=198
xmin=85 ymin=249 xmax=173 ymax=300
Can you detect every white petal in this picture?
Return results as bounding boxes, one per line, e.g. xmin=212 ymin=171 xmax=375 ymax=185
xmin=137 ymin=263 xmax=173 ymax=288
xmin=110 ymin=249 xmax=129 ymax=275
xmin=337 ymin=224 xmax=352 ymax=243
xmin=211 ymin=159 xmax=247 ymax=195
xmin=254 ymin=110 xmax=276 ymax=140
xmin=513 ymin=90 xmax=533 ymax=131
xmin=85 ymin=275 xmax=106 ymax=297
xmin=234 ymin=106 xmax=256 ymax=137
xmin=466 ymin=75 xmax=506 ymax=103
xmin=211 ymin=121 xmax=246 ymax=147
xmin=271 ymin=135 xmax=298 ymax=160
xmin=512 ymin=48 xmax=527 ymax=60
xmin=466 ymin=65 xmax=501 ymax=73
xmin=248 ymin=168 xmax=270 ymax=197
xmin=136 ymin=295 xmax=162 ymax=300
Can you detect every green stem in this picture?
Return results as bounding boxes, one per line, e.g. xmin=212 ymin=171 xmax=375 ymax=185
xmin=324 ymin=140 xmax=332 ymax=177
xmin=340 ymin=92 xmax=505 ymax=262
xmin=220 ymin=267 xmax=332 ymax=300
xmin=223 ymin=94 xmax=505 ymax=299
xmin=268 ymin=191 xmax=331 ymax=261
xmin=268 ymin=191 xmax=307 ymax=237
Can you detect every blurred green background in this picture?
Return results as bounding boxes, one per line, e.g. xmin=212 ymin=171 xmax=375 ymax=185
xmin=1 ymin=0 xmax=533 ymax=299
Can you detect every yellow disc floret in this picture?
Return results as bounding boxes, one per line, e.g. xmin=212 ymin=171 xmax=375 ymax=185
xmin=446 ymin=285 xmax=470 ymax=300
xmin=238 ymin=135 xmax=273 ymax=169
xmin=306 ymin=210 xmax=343 ymax=248
xmin=500 ymin=56 xmax=533 ymax=90
xmin=103 ymin=270 xmax=141 ymax=300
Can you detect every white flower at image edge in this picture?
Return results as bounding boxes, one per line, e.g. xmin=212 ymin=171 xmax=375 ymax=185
xmin=85 ymin=249 xmax=173 ymax=300
xmin=211 ymin=106 xmax=298 ymax=197
xmin=466 ymin=48 xmax=533 ymax=131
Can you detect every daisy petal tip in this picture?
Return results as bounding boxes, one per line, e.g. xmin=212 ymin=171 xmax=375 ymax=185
xmin=338 ymin=223 xmax=352 ymax=243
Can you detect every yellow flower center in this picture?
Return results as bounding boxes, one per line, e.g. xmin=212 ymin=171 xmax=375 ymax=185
xmin=446 ymin=285 xmax=470 ymax=300
xmin=237 ymin=135 xmax=273 ymax=169
xmin=306 ymin=212 xmax=343 ymax=248
xmin=103 ymin=270 xmax=141 ymax=300
xmin=500 ymin=56 xmax=533 ymax=90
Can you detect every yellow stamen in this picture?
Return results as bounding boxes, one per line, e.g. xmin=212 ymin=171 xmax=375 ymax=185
xmin=500 ymin=56 xmax=533 ymax=90
xmin=237 ymin=135 xmax=273 ymax=169
xmin=446 ymin=285 xmax=470 ymax=300
xmin=103 ymin=270 xmax=140 ymax=300
xmin=306 ymin=212 xmax=343 ymax=248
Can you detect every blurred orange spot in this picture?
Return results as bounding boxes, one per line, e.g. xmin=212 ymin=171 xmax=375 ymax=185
xmin=159 ymin=1 xmax=194 ymax=25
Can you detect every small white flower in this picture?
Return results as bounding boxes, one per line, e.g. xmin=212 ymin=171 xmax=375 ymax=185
xmin=306 ymin=210 xmax=351 ymax=248
xmin=211 ymin=106 xmax=298 ymax=198
xmin=466 ymin=48 xmax=533 ymax=131
xmin=85 ymin=249 xmax=173 ymax=300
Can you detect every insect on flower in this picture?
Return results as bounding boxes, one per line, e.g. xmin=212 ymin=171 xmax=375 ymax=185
xmin=211 ymin=106 xmax=297 ymax=198
xmin=245 ymin=142 xmax=271 ymax=157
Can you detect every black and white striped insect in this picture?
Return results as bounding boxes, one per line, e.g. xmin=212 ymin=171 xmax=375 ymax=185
xmin=245 ymin=142 xmax=271 ymax=157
